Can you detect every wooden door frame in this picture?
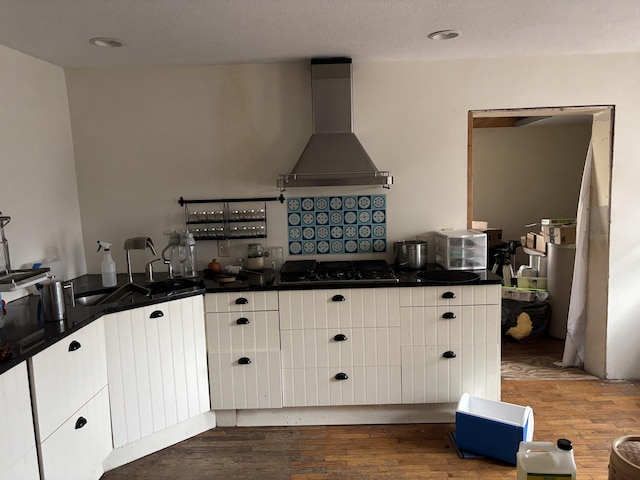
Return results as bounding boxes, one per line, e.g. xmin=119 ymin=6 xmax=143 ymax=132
xmin=467 ymin=105 xmax=613 ymax=378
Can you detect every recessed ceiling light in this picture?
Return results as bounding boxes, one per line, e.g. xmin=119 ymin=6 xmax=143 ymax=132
xmin=89 ymin=37 xmax=125 ymax=48
xmin=428 ymin=30 xmax=460 ymax=41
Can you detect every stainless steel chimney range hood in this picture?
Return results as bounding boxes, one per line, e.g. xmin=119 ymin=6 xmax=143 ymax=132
xmin=278 ymin=57 xmax=392 ymax=190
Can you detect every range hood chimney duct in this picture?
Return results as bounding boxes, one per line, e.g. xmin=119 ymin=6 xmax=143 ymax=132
xmin=278 ymin=57 xmax=392 ymax=189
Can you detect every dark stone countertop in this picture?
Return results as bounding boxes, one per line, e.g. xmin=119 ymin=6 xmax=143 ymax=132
xmin=0 ymin=266 xmax=501 ymax=375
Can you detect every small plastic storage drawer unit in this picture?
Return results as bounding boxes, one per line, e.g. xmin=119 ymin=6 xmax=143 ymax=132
xmin=435 ymin=229 xmax=487 ymax=270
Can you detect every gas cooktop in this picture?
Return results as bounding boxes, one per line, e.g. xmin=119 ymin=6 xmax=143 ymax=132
xmin=278 ymin=260 xmax=398 ymax=285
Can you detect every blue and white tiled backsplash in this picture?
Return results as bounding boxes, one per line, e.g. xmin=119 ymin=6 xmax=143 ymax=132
xmin=286 ymin=195 xmax=387 ymax=255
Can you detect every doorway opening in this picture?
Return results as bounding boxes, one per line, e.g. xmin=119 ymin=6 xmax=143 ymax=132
xmin=468 ymin=106 xmax=613 ymax=379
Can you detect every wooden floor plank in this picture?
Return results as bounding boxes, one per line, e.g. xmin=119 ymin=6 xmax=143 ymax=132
xmin=101 ymin=335 xmax=640 ymax=480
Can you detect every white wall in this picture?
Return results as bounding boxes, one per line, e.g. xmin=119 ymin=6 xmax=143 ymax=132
xmin=472 ymin=123 xmax=591 ymax=267
xmin=65 ymin=54 xmax=640 ymax=379
xmin=0 ymin=45 xmax=85 ymax=301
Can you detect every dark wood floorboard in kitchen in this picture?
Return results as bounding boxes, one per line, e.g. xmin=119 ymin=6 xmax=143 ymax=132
xmin=100 ymin=375 xmax=640 ymax=480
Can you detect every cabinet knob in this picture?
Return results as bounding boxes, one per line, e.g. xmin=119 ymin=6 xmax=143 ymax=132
xmin=442 ymin=312 xmax=457 ymax=319
xmin=75 ymin=417 xmax=87 ymax=429
xmin=235 ymin=297 xmax=249 ymax=305
xmin=236 ymin=317 xmax=250 ymax=325
xmin=442 ymin=351 xmax=457 ymax=359
xmin=333 ymin=334 xmax=348 ymax=342
xmin=332 ymin=294 xmax=346 ymax=302
xmin=68 ymin=340 xmax=82 ymax=352
xmin=334 ymin=372 xmax=349 ymax=380
xmin=442 ymin=291 xmax=456 ymax=299
xmin=238 ymin=357 xmax=252 ymax=365
xmin=150 ymin=310 xmax=164 ymax=318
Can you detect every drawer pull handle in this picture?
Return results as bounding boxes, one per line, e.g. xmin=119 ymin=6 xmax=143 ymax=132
xmin=238 ymin=357 xmax=252 ymax=365
xmin=332 ymin=294 xmax=345 ymax=302
xmin=235 ymin=297 xmax=249 ymax=305
xmin=442 ymin=291 xmax=456 ymax=299
xmin=442 ymin=312 xmax=457 ymax=319
xmin=236 ymin=317 xmax=250 ymax=325
xmin=442 ymin=350 xmax=457 ymax=359
xmin=68 ymin=340 xmax=82 ymax=352
xmin=335 ymin=372 xmax=349 ymax=380
xmin=334 ymin=334 xmax=348 ymax=342
xmin=75 ymin=417 xmax=87 ymax=429
xmin=150 ymin=310 xmax=164 ymax=318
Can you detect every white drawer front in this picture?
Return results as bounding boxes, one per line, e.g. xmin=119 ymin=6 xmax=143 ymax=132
xmin=30 ymin=318 xmax=107 ymax=441
xmin=279 ymin=288 xmax=400 ymax=330
xmin=206 ymin=311 xmax=280 ymax=352
xmin=281 ymin=327 xmax=401 ymax=369
xmin=205 ymin=291 xmax=278 ymax=313
xmin=209 ymin=351 xmax=282 ymax=410
xmin=399 ymin=285 xmax=501 ymax=307
xmin=400 ymin=305 xmax=501 ymax=346
xmin=282 ymin=366 xmax=402 ymax=407
xmin=401 ymin=344 xmax=500 ymax=404
xmin=40 ymin=387 xmax=112 ymax=480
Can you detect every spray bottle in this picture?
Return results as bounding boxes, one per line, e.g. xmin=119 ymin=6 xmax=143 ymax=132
xmin=97 ymin=241 xmax=117 ymax=287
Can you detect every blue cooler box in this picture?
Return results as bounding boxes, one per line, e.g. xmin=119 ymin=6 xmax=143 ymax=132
xmin=455 ymin=393 xmax=534 ymax=464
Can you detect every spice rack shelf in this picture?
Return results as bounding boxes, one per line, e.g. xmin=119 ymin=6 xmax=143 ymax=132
xmin=178 ymin=195 xmax=283 ymax=241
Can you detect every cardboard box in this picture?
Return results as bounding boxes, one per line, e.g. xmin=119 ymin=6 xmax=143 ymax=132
xmin=525 ymin=232 xmax=546 ymax=254
xmin=483 ymin=228 xmax=503 ymax=247
xmin=542 ymin=224 xmax=576 ymax=245
xmin=502 ymin=287 xmax=538 ymax=302
xmin=541 ymin=218 xmax=575 ymax=226
xmin=517 ymin=276 xmax=547 ymax=290
xmin=455 ymin=393 xmax=534 ymax=465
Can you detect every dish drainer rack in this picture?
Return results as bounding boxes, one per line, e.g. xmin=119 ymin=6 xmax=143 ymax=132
xmin=0 ymin=215 xmax=51 ymax=291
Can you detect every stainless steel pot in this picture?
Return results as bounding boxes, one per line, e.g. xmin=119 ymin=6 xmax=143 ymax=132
xmin=394 ymin=240 xmax=428 ymax=270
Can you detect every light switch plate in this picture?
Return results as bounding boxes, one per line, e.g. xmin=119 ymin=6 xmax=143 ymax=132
xmin=217 ymin=239 xmax=230 ymax=257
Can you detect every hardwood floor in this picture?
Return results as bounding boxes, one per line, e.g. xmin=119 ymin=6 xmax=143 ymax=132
xmin=101 ymin=336 xmax=640 ymax=480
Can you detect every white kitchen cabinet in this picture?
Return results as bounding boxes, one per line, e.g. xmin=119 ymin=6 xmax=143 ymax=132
xmin=105 ymin=295 xmax=210 ymax=448
xmin=206 ymin=291 xmax=282 ymax=409
xmin=279 ymin=288 xmax=402 ymax=407
xmin=279 ymin=287 xmax=401 ymax=329
xmin=399 ymin=285 xmax=501 ymax=404
xmin=29 ymin=318 xmax=112 ymax=480
xmin=39 ymin=387 xmax=111 ymax=480
xmin=0 ymin=362 xmax=39 ymax=480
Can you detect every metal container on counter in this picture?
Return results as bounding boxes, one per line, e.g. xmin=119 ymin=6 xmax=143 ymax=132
xmin=393 ymin=240 xmax=428 ymax=270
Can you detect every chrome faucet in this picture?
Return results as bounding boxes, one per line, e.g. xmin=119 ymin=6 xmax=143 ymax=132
xmin=124 ymin=237 xmax=158 ymax=283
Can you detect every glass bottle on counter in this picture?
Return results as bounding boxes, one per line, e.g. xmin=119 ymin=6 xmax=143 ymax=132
xmin=245 ymin=243 xmax=265 ymax=271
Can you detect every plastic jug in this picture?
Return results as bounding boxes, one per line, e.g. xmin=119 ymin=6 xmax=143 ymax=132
xmin=517 ymin=439 xmax=576 ymax=480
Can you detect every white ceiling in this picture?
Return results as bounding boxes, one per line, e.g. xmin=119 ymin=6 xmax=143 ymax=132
xmin=1 ymin=0 xmax=640 ymax=68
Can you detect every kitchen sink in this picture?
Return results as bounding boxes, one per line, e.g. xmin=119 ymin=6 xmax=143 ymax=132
xmin=74 ymin=278 xmax=204 ymax=307
xmin=74 ymin=283 xmax=150 ymax=307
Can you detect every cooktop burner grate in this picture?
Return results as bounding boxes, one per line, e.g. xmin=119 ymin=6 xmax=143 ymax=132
xmin=279 ymin=260 xmax=398 ymax=284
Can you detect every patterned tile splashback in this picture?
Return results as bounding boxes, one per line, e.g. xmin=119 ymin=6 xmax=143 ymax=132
xmin=286 ymin=195 xmax=387 ymax=255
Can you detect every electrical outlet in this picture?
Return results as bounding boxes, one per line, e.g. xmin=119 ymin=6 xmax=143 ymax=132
xmin=218 ymin=239 xmax=230 ymax=257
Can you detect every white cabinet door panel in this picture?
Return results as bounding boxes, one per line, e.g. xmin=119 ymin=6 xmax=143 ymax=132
xmin=40 ymin=387 xmax=111 ymax=480
xmin=279 ymin=288 xmax=400 ymax=330
xmin=207 ymin=311 xmax=280 ymax=352
xmin=205 ymin=291 xmax=278 ymax=313
xmin=399 ymin=285 xmax=500 ymax=307
xmin=400 ymin=305 xmax=500 ymax=346
xmin=281 ymin=327 xmax=401 ymax=369
xmin=30 ymin=318 xmax=107 ymax=441
xmin=282 ymin=366 xmax=402 ymax=407
xmin=2 ymin=446 xmax=39 ymax=480
xmin=0 ymin=362 xmax=38 ymax=479
xmin=106 ymin=296 xmax=210 ymax=448
xmin=209 ymin=351 xmax=282 ymax=410
xmin=401 ymin=344 xmax=500 ymax=404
